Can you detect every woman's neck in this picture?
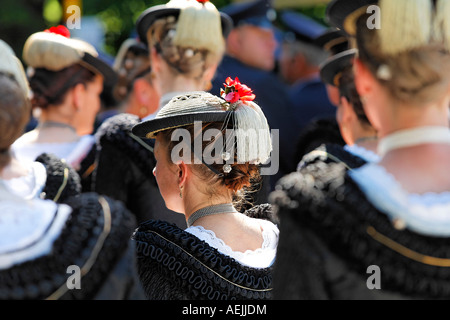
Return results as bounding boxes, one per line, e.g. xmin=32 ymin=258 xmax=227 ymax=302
xmin=0 ymin=156 xmax=29 ymax=180
xmin=378 ymin=98 xmax=449 ymax=139
xmin=182 ymin=183 xmax=234 ymax=224
xmin=35 ymin=116 xmax=79 ymax=144
xmin=354 ymin=136 xmax=379 ymax=154
xmin=161 ymin=79 xmax=203 ymax=97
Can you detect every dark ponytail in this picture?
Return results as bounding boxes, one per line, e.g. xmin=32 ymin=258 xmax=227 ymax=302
xmin=29 ymin=64 xmax=96 ymax=110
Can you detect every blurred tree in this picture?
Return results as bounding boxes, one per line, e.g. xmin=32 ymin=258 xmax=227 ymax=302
xmin=0 ymin=0 xmax=328 ymax=65
xmin=83 ymin=0 xmax=233 ymax=56
xmin=0 ymin=0 xmax=46 ymax=61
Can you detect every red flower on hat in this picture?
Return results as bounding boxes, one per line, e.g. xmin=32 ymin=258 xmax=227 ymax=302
xmin=221 ymin=77 xmax=256 ymax=104
xmin=197 ymin=0 xmax=209 ymax=3
xmin=44 ymin=25 xmax=71 ymax=38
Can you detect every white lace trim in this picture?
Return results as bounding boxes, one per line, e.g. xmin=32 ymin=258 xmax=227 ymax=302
xmin=344 ymin=144 xmax=381 ymax=163
xmin=3 ymin=161 xmax=47 ymax=200
xmin=0 ymin=183 xmax=72 ymax=269
xmin=185 ymin=220 xmax=279 ymax=269
xmin=349 ymin=164 xmax=450 ymax=236
xmin=11 ymin=135 xmax=95 ymax=168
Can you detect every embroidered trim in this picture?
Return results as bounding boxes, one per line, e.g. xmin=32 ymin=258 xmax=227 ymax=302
xmin=52 ymin=166 xmax=69 ymax=202
xmin=45 ymin=196 xmax=112 ymax=300
xmin=143 ymin=230 xmax=273 ymax=292
xmin=367 ymin=226 xmax=450 ymax=267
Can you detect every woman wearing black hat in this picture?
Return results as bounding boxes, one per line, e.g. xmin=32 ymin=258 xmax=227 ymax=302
xmin=272 ymin=0 xmax=450 ymax=300
xmin=297 ymin=48 xmax=380 ymax=171
xmin=131 ymin=78 xmax=278 ymax=300
xmin=88 ymin=0 xmax=233 ymax=226
xmin=0 ymin=42 xmax=144 ymax=300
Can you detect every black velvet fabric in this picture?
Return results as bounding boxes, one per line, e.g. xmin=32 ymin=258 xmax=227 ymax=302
xmin=133 ymin=204 xmax=277 ymax=300
xmin=271 ymin=160 xmax=450 ymax=300
xmin=36 ymin=153 xmax=82 ymax=202
xmin=298 ymin=143 xmax=367 ymax=170
xmin=0 ymin=193 xmax=145 ymax=300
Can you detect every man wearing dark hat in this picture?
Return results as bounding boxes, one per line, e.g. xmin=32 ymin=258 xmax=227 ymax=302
xmin=211 ymin=0 xmax=298 ymax=187
xmin=279 ymin=11 xmax=335 ymax=135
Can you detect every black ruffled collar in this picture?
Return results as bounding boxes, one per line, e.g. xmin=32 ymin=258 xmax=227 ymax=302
xmin=133 ymin=213 xmax=274 ymax=300
xmin=272 ymin=162 xmax=450 ymax=299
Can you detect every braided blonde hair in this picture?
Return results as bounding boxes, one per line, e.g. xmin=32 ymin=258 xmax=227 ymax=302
xmin=146 ymin=1 xmax=225 ymax=80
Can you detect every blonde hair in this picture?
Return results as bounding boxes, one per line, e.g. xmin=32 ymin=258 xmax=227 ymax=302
xmin=355 ymin=0 xmax=450 ymax=105
xmin=146 ymin=0 xmax=225 ymax=80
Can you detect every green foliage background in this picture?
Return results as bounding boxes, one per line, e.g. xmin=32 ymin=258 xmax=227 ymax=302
xmin=0 ymin=0 xmax=328 ymax=63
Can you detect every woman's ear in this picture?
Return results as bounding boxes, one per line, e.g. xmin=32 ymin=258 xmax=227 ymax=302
xmin=340 ymin=96 xmax=356 ymax=124
xmin=353 ymin=58 xmax=374 ymax=98
xmin=150 ymin=46 xmax=162 ymax=74
xmin=71 ymin=83 xmax=86 ymax=111
xmin=177 ymin=161 xmax=188 ymax=188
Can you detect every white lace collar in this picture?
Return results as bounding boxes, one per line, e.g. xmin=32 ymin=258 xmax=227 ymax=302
xmin=344 ymin=144 xmax=381 ymax=163
xmin=185 ymin=219 xmax=279 ymax=269
xmin=3 ymin=161 xmax=47 ymax=200
xmin=11 ymin=135 xmax=94 ymax=168
xmin=0 ymin=182 xmax=72 ymax=269
xmin=349 ymin=164 xmax=450 ymax=237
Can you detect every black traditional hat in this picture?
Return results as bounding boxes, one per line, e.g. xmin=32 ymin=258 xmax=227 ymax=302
xmin=326 ymin=0 xmax=378 ymax=36
xmin=315 ymin=28 xmax=350 ymax=56
xmin=320 ymin=49 xmax=357 ymax=87
xmin=280 ymin=10 xmax=327 ymax=45
xmin=132 ymin=91 xmax=229 ymax=139
xmin=132 ymin=78 xmax=272 ymax=165
xmin=221 ymin=0 xmax=276 ymax=29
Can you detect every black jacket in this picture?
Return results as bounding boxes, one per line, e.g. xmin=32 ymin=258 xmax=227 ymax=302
xmin=132 ymin=204 xmax=278 ymax=300
xmin=0 ymin=192 xmax=145 ymax=300
xmin=271 ymin=160 xmax=450 ymax=300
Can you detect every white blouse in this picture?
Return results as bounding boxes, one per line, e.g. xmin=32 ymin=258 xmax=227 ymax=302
xmin=0 ymin=182 xmax=72 ymax=270
xmin=3 ymin=161 xmax=47 ymax=200
xmin=350 ymin=163 xmax=450 ymax=237
xmin=185 ymin=219 xmax=279 ymax=269
xmin=11 ymin=135 xmax=95 ymax=168
xmin=344 ymin=144 xmax=381 ymax=163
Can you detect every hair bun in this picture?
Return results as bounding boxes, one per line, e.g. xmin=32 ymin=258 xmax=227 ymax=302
xmin=222 ymin=163 xmax=260 ymax=193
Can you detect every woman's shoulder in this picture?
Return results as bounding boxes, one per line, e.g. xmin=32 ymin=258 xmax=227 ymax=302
xmin=133 ymin=219 xmax=273 ymax=300
xmin=0 ymin=192 xmax=138 ymax=300
xmin=96 ymin=113 xmax=141 ymax=138
xmin=94 ymin=113 xmax=155 ymax=170
xmin=36 ymin=153 xmax=82 ymax=202
xmin=12 ymin=130 xmax=37 ymax=146
xmin=298 ymin=143 xmax=368 ymax=171
xmin=271 ymin=163 xmax=450 ymax=299
xmin=243 ymin=203 xmax=279 ymax=225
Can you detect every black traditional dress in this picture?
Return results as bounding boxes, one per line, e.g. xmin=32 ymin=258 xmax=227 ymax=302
xmin=132 ymin=204 xmax=279 ymax=300
xmin=0 ymin=182 xmax=145 ymax=300
xmin=271 ymin=158 xmax=450 ymax=299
